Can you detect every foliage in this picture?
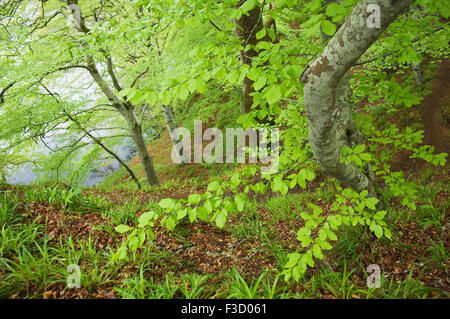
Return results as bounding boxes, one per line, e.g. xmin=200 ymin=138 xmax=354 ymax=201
xmin=1 ymin=0 xmax=449 ymax=298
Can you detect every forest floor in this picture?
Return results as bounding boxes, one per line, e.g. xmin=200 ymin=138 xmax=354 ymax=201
xmin=0 ymin=60 xmax=448 ymax=299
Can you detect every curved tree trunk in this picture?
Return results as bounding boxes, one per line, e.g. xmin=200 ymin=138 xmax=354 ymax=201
xmin=126 ymin=112 xmax=160 ymax=186
xmin=301 ymin=0 xmax=413 ymax=195
xmin=66 ymin=0 xmax=159 ymax=186
xmin=86 ymin=60 xmax=159 ymax=186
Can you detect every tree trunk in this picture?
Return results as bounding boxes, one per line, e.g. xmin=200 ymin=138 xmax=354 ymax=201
xmin=87 ymin=63 xmax=160 ymax=186
xmin=301 ymin=0 xmax=413 ymax=195
xmin=125 ymin=111 xmax=160 ymax=186
xmin=66 ymin=1 xmax=160 ymax=186
xmin=0 ymin=165 xmax=5 ymax=182
xmin=233 ymin=1 xmax=265 ymax=113
xmin=413 ymin=62 xmax=425 ymax=87
xmin=411 ymin=6 xmax=425 ymax=88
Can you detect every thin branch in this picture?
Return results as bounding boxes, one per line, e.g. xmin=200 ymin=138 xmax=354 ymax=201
xmin=0 ymin=81 xmax=16 ymax=105
xmin=130 ymin=66 xmax=149 ymax=88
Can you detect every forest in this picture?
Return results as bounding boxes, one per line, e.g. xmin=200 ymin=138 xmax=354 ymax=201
xmin=0 ymin=0 xmax=449 ymax=300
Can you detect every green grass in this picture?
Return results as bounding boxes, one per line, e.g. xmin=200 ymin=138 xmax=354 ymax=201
xmin=265 ymin=193 xmax=318 ymax=222
xmin=0 ymin=166 xmax=448 ymax=299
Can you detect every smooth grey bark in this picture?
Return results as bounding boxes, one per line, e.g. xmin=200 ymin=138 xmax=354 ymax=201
xmin=162 ymin=104 xmax=189 ymax=163
xmin=66 ymin=1 xmax=159 ymax=186
xmin=126 ymin=112 xmax=159 ymax=186
xmin=411 ymin=6 xmax=425 ymax=88
xmin=301 ymin=0 xmax=413 ymax=194
xmin=413 ymin=62 xmax=425 ymax=87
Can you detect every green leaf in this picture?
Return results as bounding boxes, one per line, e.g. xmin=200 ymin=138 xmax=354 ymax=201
xmin=161 ymin=90 xmax=172 ymax=105
xmin=177 ymin=208 xmax=188 ymax=220
xmin=326 ymin=229 xmax=338 ymax=241
xmin=256 ymin=28 xmax=266 ymax=40
xmin=370 ymin=221 xmax=383 ymax=239
xmin=116 ymin=245 xmax=128 ymax=261
xmin=310 ymin=0 xmax=322 ymax=13
xmin=292 ymin=264 xmax=304 ymax=281
xmin=147 ymin=229 xmax=155 ymax=242
xmin=317 ymin=238 xmax=332 ymax=250
xmin=325 ymin=3 xmax=346 ymax=17
xmin=247 ymin=67 xmax=261 ymax=81
xmin=352 ymin=155 xmax=363 ymax=166
xmin=373 ymin=210 xmax=387 ymax=220
xmin=253 ymin=75 xmax=267 ymax=91
xmin=285 ymin=252 xmax=301 ymax=268
xmin=374 ymin=224 xmax=383 ymax=238
xmin=196 ymin=78 xmax=206 ymax=93
xmin=321 ymin=20 xmax=336 ymax=36
xmin=188 ymin=78 xmax=197 ymax=93
xmin=384 ymin=227 xmax=392 ymax=240
xmin=366 ymin=197 xmax=379 ymax=211
xmin=255 ymin=41 xmax=272 ymax=51
xmin=235 ymin=196 xmax=244 ymax=212
xmin=302 ymin=251 xmax=315 ymax=267
xmin=354 ymin=144 xmax=366 ymax=154
xmin=266 ymin=85 xmax=282 ymax=105
xmin=332 ymin=14 xmax=344 ymax=23
xmin=280 ymin=181 xmax=289 ymax=195
xmin=207 ymin=181 xmax=220 ymax=192
xmin=230 ymin=173 xmax=241 ymax=187
xmin=215 ymin=210 xmax=227 ymax=228
xmin=228 ymin=69 xmax=240 ymax=84
xmin=188 ymin=208 xmax=197 ymax=222
xmin=305 ymin=168 xmax=316 ymax=181
xmin=159 ymin=198 xmax=175 ymax=210
xmin=188 ymin=194 xmax=201 ymax=205
xmin=289 ymin=177 xmax=297 ymax=189
xmin=312 ymin=243 xmax=324 ymax=259
xmin=177 ymin=85 xmax=189 ymax=100
xmin=138 ymin=211 xmax=155 ymax=228
xmin=115 ymin=224 xmax=130 ymax=233
xmin=198 ymin=206 xmax=209 ymax=221
xmin=128 ymin=236 xmax=139 ymax=251
xmin=359 ymin=152 xmax=371 ymax=161
xmin=240 ymin=0 xmax=257 ymax=13
xmin=165 ymin=216 xmax=176 ymax=231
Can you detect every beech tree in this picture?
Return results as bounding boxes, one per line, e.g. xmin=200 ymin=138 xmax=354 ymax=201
xmin=233 ymin=0 xmax=277 ymax=114
xmin=63 ymin=0 xmax=159 ymax=186
xmin=0 ymin=0 xmax=160 ymax=186
xmin=301 ymin=0 xmax=414 ymax=196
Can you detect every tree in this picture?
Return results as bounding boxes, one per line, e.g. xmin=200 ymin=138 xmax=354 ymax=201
xmin=0 ymin=0 xmax=160 ymax=186
xmin=162 ymin=104 xmax=190 ymax=163
xmin=63 ymin=0 xmax=159 ymax=186
xmin=233 ymin=0 xmax=276 ymax=114
xmin=300 ymin=0 xmax=414 ymax=196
